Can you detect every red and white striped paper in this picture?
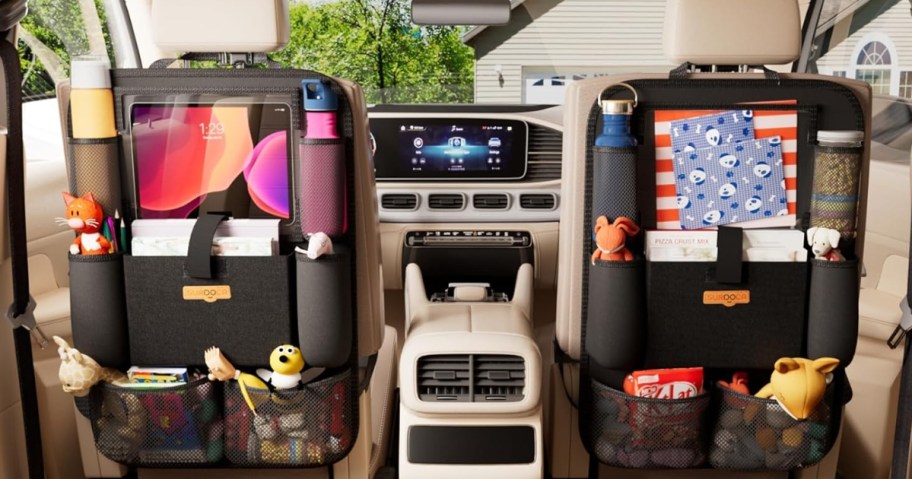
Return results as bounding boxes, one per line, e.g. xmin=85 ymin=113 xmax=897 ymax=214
xmin=654 ymin=104 xmax=798 ymax=230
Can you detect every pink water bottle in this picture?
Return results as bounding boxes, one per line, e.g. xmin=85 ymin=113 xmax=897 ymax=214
xmin=300 ymin=79 xmax=346 ymax=238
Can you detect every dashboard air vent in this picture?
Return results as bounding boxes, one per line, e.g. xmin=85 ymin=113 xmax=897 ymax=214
xmin=381 ymin=193 xmax=418 ymax=210
xmin=417 ymin=355 xmax=471 ymax=402
xmin=473 ymin=194 xmax=509 ymax=210
xmin=520 ymin=194 xmax=556 ymax=210
xmin=526 ymin=124 xmax=562 ymax=181
xmin=428 ymin=194 xmax=465 ymax=210
xmin=474 ymin=355 xmax=525 ymax=402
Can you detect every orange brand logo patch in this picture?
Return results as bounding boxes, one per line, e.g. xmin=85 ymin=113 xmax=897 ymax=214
xmin=183 ymin=285 xmax=231 ymax=303
xmin=703 ymin=290 xmax=750 ymax=308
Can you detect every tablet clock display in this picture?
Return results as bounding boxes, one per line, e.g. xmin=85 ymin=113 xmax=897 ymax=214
xmin=131 ymin=103 xmax=292 ymax=220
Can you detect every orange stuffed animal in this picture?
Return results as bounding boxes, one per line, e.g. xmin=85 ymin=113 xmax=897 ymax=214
xmin=61 ymin=192 xmax=111 ymax=255
xmin=591 ymin=215 xmax=639 ymax=263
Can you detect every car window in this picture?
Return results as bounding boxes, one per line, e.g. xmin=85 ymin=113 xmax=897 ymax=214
xmin=271 ymin=0 xmax=682 ymax=105
xmin=18 ymin=0 xmax=115 ymax=101
xmin=806 ymin=0 xmax=912 ymax=164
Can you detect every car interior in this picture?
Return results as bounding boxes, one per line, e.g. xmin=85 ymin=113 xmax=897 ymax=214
xmin=0 ymin=0 xmax=911 ymax=478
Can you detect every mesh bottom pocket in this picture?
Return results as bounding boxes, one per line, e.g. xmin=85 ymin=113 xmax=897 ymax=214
xmin=709 ymin=385 xmax=837 ymax=470
xmin=589 ymin=379 xmax=709 ymax=468
xmin=223 ymin=369 xmax=354 ymax=467
xmin=89 ymin=379 xmax=223 ymax=466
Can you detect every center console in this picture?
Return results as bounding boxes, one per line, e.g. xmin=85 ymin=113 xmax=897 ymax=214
xmin=398 ymin=263 xmax=544 ymax=479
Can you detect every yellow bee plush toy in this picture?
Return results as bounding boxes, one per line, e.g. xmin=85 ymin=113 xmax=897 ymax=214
xmin=257 ymin=345 xmax=305 ymax=390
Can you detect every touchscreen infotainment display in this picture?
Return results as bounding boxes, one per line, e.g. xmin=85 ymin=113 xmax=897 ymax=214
xmin=130 ymin=103 xmax=292 ymax=220
xmin=372 ymin=118 xmax=528 ymax=180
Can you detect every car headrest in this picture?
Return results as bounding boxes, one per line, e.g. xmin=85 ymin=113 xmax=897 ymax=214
xmin=663 ymin=0 xmax=801 ymax=66
xmin=151 ymin=0 xmax=290 ymax=53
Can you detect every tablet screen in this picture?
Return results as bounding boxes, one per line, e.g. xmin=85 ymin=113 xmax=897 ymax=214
xmin=131 ymin=102 xmax=293 ymax=220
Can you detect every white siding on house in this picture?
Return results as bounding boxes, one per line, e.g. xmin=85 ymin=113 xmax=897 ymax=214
xmin=816 ymin=0 xmax=912 ymax=98
xmin=472 ymin=0 xmax=674 ymax=104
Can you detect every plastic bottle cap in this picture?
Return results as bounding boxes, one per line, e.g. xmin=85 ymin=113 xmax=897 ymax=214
xmin=818 ymin=130 xmax=864 ymax=146
xmin=601 ymin=99 xmax=635 ymax=115
xmin=70 ymin=56 xmax=111 ymax=89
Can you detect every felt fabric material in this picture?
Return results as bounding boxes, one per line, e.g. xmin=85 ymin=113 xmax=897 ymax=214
xmin=585 ymin=259 xmax=646 ymax=373
xmin=806 ymin=259 xmax=859 ymax=364
xmin=296 ymin=247 xmax=352 ymax=368
xmin=644 ymin=260 xmax=809 ymax=369
xmin=809 ymin=145 xmax=863 ymax=237
xmin=124 ymin=254 xmax=295 ymax=368
xmin=69 ymin=253 xmax=130 ymax=369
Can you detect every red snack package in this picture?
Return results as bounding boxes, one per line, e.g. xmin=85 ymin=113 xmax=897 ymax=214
xmin=626 ymin=367 xmax=704 ymax=399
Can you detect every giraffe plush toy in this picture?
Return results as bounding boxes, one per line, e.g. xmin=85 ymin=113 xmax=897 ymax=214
xmin=54 ymin=336 xmax=127 ymax=397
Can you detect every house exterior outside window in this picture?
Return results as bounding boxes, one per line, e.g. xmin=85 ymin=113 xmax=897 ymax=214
xmin=855 ymin=40 xmax=894 ymax=95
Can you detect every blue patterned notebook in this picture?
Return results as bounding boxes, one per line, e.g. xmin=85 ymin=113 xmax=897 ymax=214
xmin=673 ymin=136 xmax=788 ymax=229
xmin=670 ymin=110 xmax=755 ymax=153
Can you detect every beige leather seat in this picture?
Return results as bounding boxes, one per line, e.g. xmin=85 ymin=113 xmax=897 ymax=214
xmin=837 ymin=145 xmax=912 ymax=479
xmin=549 ymin=1 xmax=871 ymax=478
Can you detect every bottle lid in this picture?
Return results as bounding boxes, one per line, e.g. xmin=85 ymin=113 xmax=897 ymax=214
xmin=302 ymin=79 xmax=338 ymax=111
xmin=818 ymin=130 xmax=864 ymax=146
xmin=601 ymin=99 xmax=635 ymax=115
xmin=70 ymin=56 xmax=111 ymax=89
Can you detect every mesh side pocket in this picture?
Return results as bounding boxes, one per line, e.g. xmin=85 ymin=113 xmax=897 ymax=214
xmin=709 ymin=384 xmax=837 ymax=470
xmin=67 ymin=137 xmax=123 ymax=216
xmin=300 ymin=139 xmax=346 ymax=238
xmin=589 ymin=379 xmax=709 ymax=468
xmin=809 ymin=145 xmax=862 ymax=238
xmin=89 ymin=378 xmax=223 ymax=466
xmin=223 ymin=369 xmax=354 ymax=467
xmin=591 ymin=145 xmax=638 ymax=225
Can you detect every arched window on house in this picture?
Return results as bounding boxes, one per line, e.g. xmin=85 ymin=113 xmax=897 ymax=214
xmin=855 ymin=41 xmax=894 ymax=94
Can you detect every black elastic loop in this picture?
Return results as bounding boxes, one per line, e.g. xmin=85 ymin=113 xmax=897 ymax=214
xmin=669 ymin=62 xmax=693 ymax=80
xmin=187 ymin=213 xmax=228 ymax=279
xmin=669 ymin=62 xmax=781 ymax=82
xmin=151 ymin=52 xmax=282 ymax=69
xmin=716 ymin=226 xmax=744 ymax=284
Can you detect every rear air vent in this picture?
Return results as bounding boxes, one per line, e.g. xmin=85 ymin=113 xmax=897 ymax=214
xmin=428 ymin=194 xmax=465 ymax=210
xmin=520 ymin=194 xmax=556 ymax=210
xmin=417 ymin=354 xmax=525 ymax=403
xmin=525 ymin=124 xmax=562 ymax=181
xmin=417 ymin=355 xmax=471 ymax=402
xmin=381 ymin=193 xmax=418 ymax=210
xmin=473 ymin=194 xmax=509 ymax=210
xmin=474 ymin=355 xmax=525 ymax=402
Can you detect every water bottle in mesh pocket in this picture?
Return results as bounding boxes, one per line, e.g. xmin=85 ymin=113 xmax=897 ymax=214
xmin=591 ymin=145 xmax=639 ymax=226
xmin=67 ymin=137 xmax=123 ymax=216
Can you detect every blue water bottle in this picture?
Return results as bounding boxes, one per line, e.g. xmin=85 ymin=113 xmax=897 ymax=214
xmin=592 ymin=84 xmax=639 ymax=226
xmin=595 ymin=98 xmax=637 ymax=147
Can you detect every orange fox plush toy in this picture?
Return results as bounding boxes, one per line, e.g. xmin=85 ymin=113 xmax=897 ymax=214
xmin=591 ymin=215 xmax=639 ymax=263
xmin=61 ymin=192 xmax=110 ymax=255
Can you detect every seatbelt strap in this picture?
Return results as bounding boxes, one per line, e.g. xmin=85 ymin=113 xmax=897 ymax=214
xmin=0 ymin=30 xmax=46 ymax=479
xmin=888 ymin=215 xmax=912 ymax=478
